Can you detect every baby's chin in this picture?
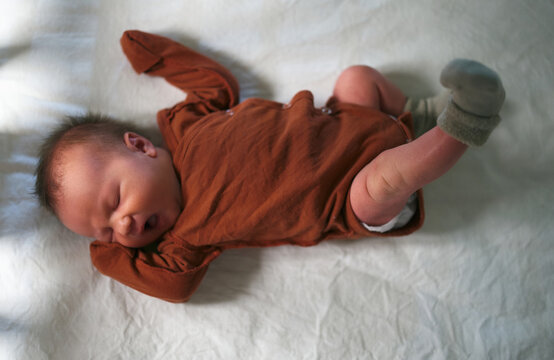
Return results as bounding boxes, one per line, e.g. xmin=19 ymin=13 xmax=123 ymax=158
xmin=165 ymin=202 xmax=181 ymax=230
xmin=152 ymin=205 xmax=181 ymax=240
xmin=125 ymin=200 xmax=181 ymax=249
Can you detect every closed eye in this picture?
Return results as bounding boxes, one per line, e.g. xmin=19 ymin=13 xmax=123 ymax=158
xmin=113 ymin=188 xmax=120 ymax=210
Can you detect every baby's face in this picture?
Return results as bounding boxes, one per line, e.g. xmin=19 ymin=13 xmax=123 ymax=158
xmin=55 ymin=133 xmax=182 ymax=248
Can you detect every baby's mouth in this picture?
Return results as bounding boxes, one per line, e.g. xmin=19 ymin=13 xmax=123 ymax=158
xmin=145 ymin=214 xmax=158 ymax=231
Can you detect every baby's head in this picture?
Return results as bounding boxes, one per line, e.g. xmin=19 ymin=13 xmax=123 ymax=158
xmin=35 ymin=113 xmax=182 ymax=248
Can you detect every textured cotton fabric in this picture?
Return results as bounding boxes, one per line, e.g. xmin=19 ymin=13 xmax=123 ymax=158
xmin=89 ymin=30 xmax=424 ymax=302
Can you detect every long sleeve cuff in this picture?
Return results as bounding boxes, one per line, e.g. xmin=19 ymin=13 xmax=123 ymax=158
xmin=120 ymin=30 xmax=163 ymax=73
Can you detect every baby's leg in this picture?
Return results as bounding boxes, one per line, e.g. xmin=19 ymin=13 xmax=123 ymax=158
xmin=351 ymin=59 xmax=505 ymax=226
xmin=351 ymin=127 xmax=467 ymax=225
xmin=333 ymin=65 xmax=406 ymax=116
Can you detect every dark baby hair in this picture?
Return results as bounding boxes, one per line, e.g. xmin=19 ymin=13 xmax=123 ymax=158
xmin=34 ymin=113 xmax=141 ymax=213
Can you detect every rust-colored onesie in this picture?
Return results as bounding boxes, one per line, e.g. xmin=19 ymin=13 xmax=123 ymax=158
xmin=89 ymin=30 xmax=424 ymax=302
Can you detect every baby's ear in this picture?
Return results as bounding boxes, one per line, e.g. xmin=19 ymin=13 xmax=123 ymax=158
xmin=123 ymin=132 xmax=157 ymax=157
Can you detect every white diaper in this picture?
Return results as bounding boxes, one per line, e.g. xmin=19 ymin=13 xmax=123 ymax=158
xmin=362 ymin=193 xmax=417 ymax=233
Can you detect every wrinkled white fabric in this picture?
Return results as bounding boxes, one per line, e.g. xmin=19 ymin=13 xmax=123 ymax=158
xmin=1 ymin=1 xmax=554 ymax=359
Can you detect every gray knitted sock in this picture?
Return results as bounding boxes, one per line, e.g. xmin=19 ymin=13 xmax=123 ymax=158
xmin=404 ymin=91 xmax=450 ymax=137
xmin=437 ymin=59 xmax=505 ymax=146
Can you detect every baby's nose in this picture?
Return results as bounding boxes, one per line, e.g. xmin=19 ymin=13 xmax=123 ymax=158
xmin=116 ymin=215 xmax=132 ymax=236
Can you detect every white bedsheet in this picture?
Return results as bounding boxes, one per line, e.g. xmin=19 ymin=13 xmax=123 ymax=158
xmin=1 ymin=0 xmax=553 ymax=359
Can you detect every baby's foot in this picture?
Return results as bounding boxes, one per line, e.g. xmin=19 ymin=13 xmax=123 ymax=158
xmin=440 ymin=59 xmax=505 ymax=117
xmin=437 ymin=59 xmax=505 ymax=146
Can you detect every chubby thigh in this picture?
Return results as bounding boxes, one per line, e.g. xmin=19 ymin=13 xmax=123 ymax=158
xmin=350 ymin=126 xmax=467 ymax=227
xmin=349 ymin=150 xmax=416 ymax=227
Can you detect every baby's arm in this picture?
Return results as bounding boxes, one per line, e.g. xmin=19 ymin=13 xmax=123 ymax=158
xmin=120 ymin=30 xmax=239 ymax=110
xmin=90 ymin=240 xmax=221 ymax=302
